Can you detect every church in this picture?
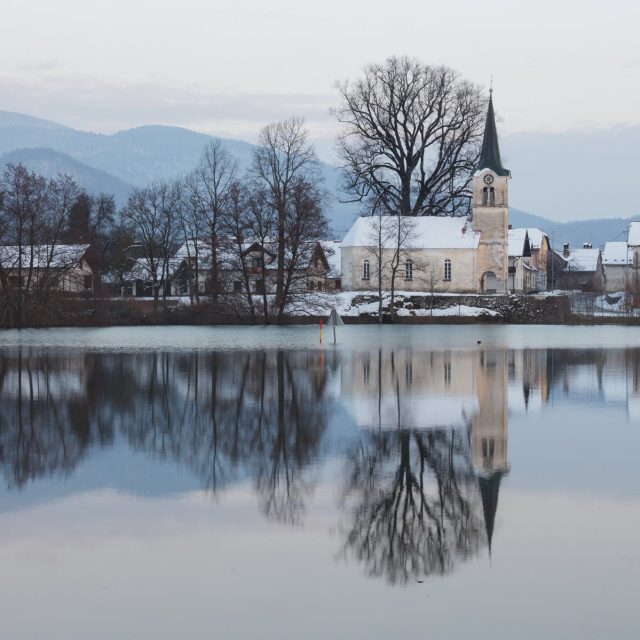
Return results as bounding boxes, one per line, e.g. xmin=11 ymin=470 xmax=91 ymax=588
xmin=340 ymin=93 xmax=511 ymax=294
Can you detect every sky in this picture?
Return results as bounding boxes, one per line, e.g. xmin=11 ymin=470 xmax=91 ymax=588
xmin=2 ymin=0 xmax=639 ymax=155
xmin=2 ymin=0 xmax=640 ymax=222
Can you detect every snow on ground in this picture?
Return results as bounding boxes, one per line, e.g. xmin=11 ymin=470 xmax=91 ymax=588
xmin=396 ymin=305 xmax=499 ymax=318
xmin=325 ymin=291 xmax=500 ymax=318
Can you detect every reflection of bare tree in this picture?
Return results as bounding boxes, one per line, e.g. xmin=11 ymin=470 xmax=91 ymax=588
xmin=0 ymin=350 xmax=115 ymax=488
xmin=0 ymin=348 xmax=330 ymax=524
xmin=341 ymin=428 xmax=484 ymax=584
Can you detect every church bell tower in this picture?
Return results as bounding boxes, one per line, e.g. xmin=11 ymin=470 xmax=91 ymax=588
xmin=472 ymin=91 xmax=510 ymax=294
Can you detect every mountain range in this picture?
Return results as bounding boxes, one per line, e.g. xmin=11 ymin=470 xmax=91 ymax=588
xmin=0 ymin=110 xmax=635 ymax=247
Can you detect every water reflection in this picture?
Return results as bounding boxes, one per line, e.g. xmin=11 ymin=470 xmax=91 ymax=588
xmin=1 ymin=345 xmax=640 ymax=583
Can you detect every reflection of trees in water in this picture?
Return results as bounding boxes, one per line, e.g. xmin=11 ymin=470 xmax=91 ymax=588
xmin=0 ymin=351 xmax=116 ymax=488
xmin=341 ymin=428 xmax=484 ymax=584
xmin=0 ymin=349 xmax=328 ymax=524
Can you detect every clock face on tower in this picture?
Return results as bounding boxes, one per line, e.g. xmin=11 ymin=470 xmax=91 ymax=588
xmin=483 ymin=173 xmax=494 ymax=185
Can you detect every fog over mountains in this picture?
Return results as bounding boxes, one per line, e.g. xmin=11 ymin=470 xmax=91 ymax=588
xmin=1 ymin=110 xmax=636 ymax=247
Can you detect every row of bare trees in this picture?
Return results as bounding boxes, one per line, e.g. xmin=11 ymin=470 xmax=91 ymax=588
xmin=0 ymin=165 xmax=122 ymax=327
xmin=121 ymin=118 xmax=328 ymax=322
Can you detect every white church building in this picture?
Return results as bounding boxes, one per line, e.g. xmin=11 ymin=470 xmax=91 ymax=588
xmin=340 ymin=94 xmax=511 ymax=295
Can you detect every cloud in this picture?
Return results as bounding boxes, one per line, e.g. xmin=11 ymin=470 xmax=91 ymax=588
xmin=0 ymin=73 xmax=336 ymax=136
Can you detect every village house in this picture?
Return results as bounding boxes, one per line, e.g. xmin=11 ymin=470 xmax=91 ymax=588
xmin=121 ymin=238 xmax=339 ymax=298
xmin=552 ymin=243 xmax=605 ymax=291
xmin=0 ymin=244 xmax=94 ymax=293
xmin=524 ymin=228 xmax=551 ymax=290
xmin=340 ymin=93 xmax=511 ymax=295
xmin=602 ymin=241 xmax=633 ymax=292
xmin=508 ymin=229 xmax=538 ymax=293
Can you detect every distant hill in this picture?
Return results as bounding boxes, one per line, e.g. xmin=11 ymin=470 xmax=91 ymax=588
xmin=509 ymin=208 xmax=636 ymax=249
xmin=0 ymin=109 xmax=635 ymax=244
xmin=0 ymin=110 xmax=359 ymax=234
xmin=0 ymin=148 xmax=134 ymax=208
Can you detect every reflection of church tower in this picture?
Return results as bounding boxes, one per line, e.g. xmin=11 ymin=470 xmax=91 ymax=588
xmin=472 ymin=92 xmax=511 ymax=294
xmin=471 ymin=350 xmax=510 ymax=553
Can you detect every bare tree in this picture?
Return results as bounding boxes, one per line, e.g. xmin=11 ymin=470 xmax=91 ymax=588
xmin=0 ymin=164 xmax=80 ymax=326
xmin=123 ymin=180 xmax=182 ymax=301
xmin=388 ymin=215 xmax=418 ymax=321
xmin=278 ymin=176 xmax=329 ymax=321
xmin=333 ymin=57 xmax=485 ymax=218
xmin=187 ymin=140 xmax=238 ymax=304
xmin=251 ymin=118 xmax=319 ymax=314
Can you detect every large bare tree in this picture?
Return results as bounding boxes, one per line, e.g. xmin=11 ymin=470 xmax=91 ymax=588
xmin=333 ymin=57 xmax=486 ymax=218
xmin=251 ymin=118 xmax=320 ymax=312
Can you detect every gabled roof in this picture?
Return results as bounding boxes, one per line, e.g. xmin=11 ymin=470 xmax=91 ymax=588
xmin=603 ymin=242 xmax=633 ymax=266
xmin=341 ymin=216 xmax=480 ymax=250
xmin=525 ymin=228 xmax=548 ymax=250
xmin=321 ymin=241 xmax=341 ymax=277
xmin=0 ymin=244 xmax=90 ymax=270
xmin=477 ymin=94 xmax=510 ymax=177
xmin=560 ymin=248 xmax=602 ymax=273
xmin=508 ymin=228 xmax=531 ymax=258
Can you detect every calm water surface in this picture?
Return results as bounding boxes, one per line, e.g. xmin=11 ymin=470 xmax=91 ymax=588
xmin=1 ymin=325 xmax=639 ymax=640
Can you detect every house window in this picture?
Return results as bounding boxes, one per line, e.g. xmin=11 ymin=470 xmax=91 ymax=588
xmin=309 ymin=280 xmax=315 ymax=291
xmin=83 ymin=275 xmax=93 ymax=290
xmin=363 ymin=259 xmax=370 ymax=280
xmin=233 ymin=280 xmax=242 ymax=292
xmin=444 ymin=259 xmax=452 ymax=281
xmin=404 ymin=260 xmax=413 ymax=281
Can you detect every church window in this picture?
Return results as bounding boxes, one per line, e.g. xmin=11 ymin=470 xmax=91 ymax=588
xmin=489 ymin=187 xmax=496 ymax=205
xmin=444 ymin=258 xmax=452 ymax=281
xmin=404 ymin=259 xmax=413 ymax=281
xmin=362 ymin=259 xmax=370 ymax=280
xmin=482 ymin=187 xmax=488 ymax=205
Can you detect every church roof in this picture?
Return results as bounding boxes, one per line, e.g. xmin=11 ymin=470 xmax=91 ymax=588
xmin=341 ymin=215 xmax=480 ymax=250
xmin=477 ymin=94 xmax=510 ymax=177
xmin=478 ymin=470 xmax=506 ymax=554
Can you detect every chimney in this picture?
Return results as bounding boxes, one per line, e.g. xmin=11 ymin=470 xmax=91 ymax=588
xmin=508 ymin=224 xmax=513 ymax=229
xmin=563 ymin=242 xmax=570 ymax=257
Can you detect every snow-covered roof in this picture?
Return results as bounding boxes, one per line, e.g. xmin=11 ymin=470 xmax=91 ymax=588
xmin=341 ymin=216 xmax=479 ymax=250
xmin=628 ymin=222 xmax=640 ymax=246
xmin=508 ymin=228 xmax=529 ymax=257
xmin=603 ymin=242 xmax=633 ymax=266
xmin=126 ymin=257 xmax=170 ymax=280
xmin=0 ymin=244 xmax=89 ymax=269
xmin=562 ymin=248 xmax=601 ymax=273
xmin=321 ymin=241 xmax=341 ymax=277
xmin=525 ymin=228 xmax=547 ymax=250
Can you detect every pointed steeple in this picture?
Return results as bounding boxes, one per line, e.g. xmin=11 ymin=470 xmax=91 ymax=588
xmin=478 ymin=470 xmax=506 ymax=555
xmin=478 ymin=91 xmax=510 ymax=177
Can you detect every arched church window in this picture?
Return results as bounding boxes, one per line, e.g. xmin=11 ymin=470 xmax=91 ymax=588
xmin=482 ymin=187 xmax=488 ymax=205
xmin=362 ymin=259 xmax=370 ymax=280
xmin=444 ymin=258 xmax=452 ymax=281
xmin=404 ymin=259 xmax=413 ymax=281
xmin=489 ymin=187 xmax=496 ymax=205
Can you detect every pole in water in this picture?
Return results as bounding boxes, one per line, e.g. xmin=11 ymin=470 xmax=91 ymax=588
xmin=319 ymin=319 xmax=323 ymax=344
xmin=333 ymin=324 xmax=336 ymax=345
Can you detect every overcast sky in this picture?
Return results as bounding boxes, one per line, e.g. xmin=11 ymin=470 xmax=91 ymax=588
xmin=2 ymin=0 xmax=640 ymax=161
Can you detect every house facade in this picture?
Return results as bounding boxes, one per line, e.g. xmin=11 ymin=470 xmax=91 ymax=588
xmin=340 ymin=93 xmax=511 ymax=295
xmin=602 ymin=241 xmax=633 ymax=292
xmin=0 ymin=244 xmax=93 ymax=294
xmin=554 ymin=243 xmax=605 ymax=291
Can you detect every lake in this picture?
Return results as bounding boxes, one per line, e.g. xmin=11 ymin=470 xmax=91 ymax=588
xmin=1 ymin=325 xmax=639 ymax=639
